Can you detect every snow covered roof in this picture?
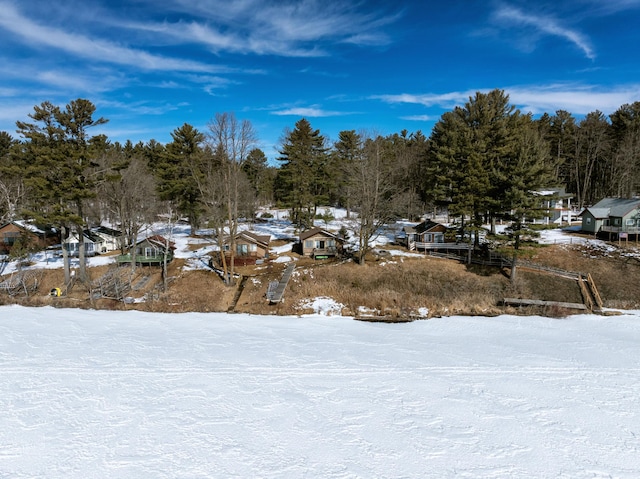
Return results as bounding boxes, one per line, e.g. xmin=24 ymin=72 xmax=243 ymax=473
xmin=4 ymin=220 xmax=57 ymax=236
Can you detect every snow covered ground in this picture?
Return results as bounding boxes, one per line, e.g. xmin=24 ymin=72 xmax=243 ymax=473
xmin=5 ymin=208 xmax=638 ymax=277
xmin=2 ymin=305 xmax=640 ymax=478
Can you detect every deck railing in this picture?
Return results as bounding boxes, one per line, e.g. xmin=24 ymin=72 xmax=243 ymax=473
xmin=600 ymin=225 xmax=640 ymax=234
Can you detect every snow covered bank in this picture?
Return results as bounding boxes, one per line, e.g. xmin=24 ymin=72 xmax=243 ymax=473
xmin=1 ymin=306 xmax=639 ymax=478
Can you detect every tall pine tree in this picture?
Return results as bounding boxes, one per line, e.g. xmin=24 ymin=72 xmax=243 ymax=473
xmin=276 ymin=119 xmax=329 ymax=229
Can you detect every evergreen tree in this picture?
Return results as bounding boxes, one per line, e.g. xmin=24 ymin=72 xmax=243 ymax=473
xmin=493 ymin=114 xmax=553 ymax=281
xmin=430 ymin=91 xmax=510 ymax=244
xmin=430 ymin=89 xmax=554 ymax=246
xmin=276 ymin=119 xmax=329 ymax=228
xmin=17 ymin=99 xmax=108 ymax=284
xmin=333 ymin=130 xmax=362 ymax=218
xmin=151 ymin=123 xmax=204 ymax=235
xmin=242 ymin=148 xmax=270 ymax=204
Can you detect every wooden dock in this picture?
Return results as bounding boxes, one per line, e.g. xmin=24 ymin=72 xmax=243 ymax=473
xmin=266 ymin=262 xmax=295 ymax=304
xmin=502 ymin=298 xmax=588 ymax=311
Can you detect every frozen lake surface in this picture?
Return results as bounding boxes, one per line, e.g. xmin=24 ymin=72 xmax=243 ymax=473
xmin=1 ymin=305 xmax=640 ymax=478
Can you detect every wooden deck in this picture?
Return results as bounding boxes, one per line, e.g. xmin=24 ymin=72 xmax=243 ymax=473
xmin=116 ymin=253 xmax=173 ymax=266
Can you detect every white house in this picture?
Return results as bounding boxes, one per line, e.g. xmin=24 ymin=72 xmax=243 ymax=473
xmin=91 ymin=226 xmax=123 ymax=253
xmin=64 ymin=230 xmax=104 ymax=257
xmin=530 ymin=188 xmax=575 ymax=225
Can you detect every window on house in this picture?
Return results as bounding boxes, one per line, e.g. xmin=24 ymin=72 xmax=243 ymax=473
xmin=627 ymin=219 xmax=636 ymax=226
xmin=586 ymin=217 xmax=592 ymax=224
xmin=304 ymin=240 xmax=313 ymax=248
xmin=236 ymin=244 xmax=249 ymax=255
xmin=3 ymin=232 xmax=19 ymax=245
xmin=614 ymin=218 xmax=621 ymax=226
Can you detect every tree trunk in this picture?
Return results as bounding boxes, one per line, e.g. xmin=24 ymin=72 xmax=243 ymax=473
xmin=510 ymin=254 xmax=518 ymax=284
xmin=77 ymin=224 xmax=88 ymax=284
xmin=61 ymin=225 xmax=71 ymax=285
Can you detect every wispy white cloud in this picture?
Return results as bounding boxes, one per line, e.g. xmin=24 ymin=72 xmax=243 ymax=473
xmin=98 ymin=99 xmax=185 ymax=117
xmin=507 ymin=84 xmax=640 ymax=114
xmin=401 ymin=115 xmax=439 ymax=122
xmin=492 ymin=5 xmax=595 ymax=60
xmin=374 ymin=84 xmax=640 ymax=116
xmin=372 ymin=91 xmax=479 ymax=109
xmin=0 ymin=2 xmax=219 ymax=73
xmin=124 ymin=0 xmax=401 ymax=57
xmin=270 ymin=106 xmax=352 ymax=117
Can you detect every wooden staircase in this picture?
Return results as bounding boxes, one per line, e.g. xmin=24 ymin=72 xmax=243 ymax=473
xmin=266 ymin=263 xmax=296 ymax=304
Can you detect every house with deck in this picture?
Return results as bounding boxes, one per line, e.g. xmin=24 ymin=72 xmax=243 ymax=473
xmin=402 ymin=220 xmax=447 ymax=250
xmin=299 ymin=228 xmax=343 ymax=259
xmin=400 ymin=220 xmax=471 ymax=261
xmin=0 ymin=220 xmax=59 ymax=254
xmin=580 ymin=197 xmax=640 ymax=240
xmin=223 ymin=231 xmax=271 ymax=266
xmin=116 ymin=235 xmax=176 ymax=266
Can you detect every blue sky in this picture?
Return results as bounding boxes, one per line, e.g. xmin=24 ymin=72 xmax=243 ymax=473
xmin=1 ymin=0 xmax=640 ymax=161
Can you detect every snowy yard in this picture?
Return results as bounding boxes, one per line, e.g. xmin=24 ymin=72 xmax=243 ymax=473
xmin=1 ymin=305 xmax=640 ymax=478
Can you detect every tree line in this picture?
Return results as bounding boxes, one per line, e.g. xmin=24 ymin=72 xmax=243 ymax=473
xmin=1 ymin=90 xmax=639 ymax=277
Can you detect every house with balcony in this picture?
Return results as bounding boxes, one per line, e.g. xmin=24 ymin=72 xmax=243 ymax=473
xmin=530 ymin=188 xmax=576 ymax=224
xmin=579 ymin=197 xmax=640 ymax=240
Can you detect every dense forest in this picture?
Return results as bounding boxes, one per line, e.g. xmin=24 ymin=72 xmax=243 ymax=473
xmin=1 ymin=89 xmax=639 ymax=270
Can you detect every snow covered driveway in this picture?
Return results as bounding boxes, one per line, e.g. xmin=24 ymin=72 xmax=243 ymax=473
xmin=1 ymin=306 xmax=640 ymax=478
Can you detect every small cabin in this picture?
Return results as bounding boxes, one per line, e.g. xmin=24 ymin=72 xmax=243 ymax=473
xmin=299 ymin=228 xmax=343 ymax=259
xmin=223 ymin=231 xmax=271 ymax=265
xmin=403 ymin=220 xmax=447 ymax=250
xmin=116 ymin=235 xmax=175 ymax=266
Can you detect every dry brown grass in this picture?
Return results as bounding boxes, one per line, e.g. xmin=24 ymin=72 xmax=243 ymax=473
xmin=2 ymin=242 xmax=639 ymax=316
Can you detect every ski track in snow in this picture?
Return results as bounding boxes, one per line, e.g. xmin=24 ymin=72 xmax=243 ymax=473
xmin=1 ymin=306 xmax=640 ymax=478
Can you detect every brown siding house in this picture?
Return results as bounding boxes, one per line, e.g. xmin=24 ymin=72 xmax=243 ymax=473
xmin=0 ymin=221 xmax=59 ymax=254
xmin=299 ymin=228 xmax=343 ymax=259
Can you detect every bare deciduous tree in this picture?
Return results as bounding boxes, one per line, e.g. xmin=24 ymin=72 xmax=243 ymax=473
xmin=201 ymin=112 xmax=257 ymax=285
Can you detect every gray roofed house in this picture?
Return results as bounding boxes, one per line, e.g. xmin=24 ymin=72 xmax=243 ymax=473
xmin=579 ymin=197 xmax=640 ymax=238
xmin=64 ymin=230 xmax=105 ymax=257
